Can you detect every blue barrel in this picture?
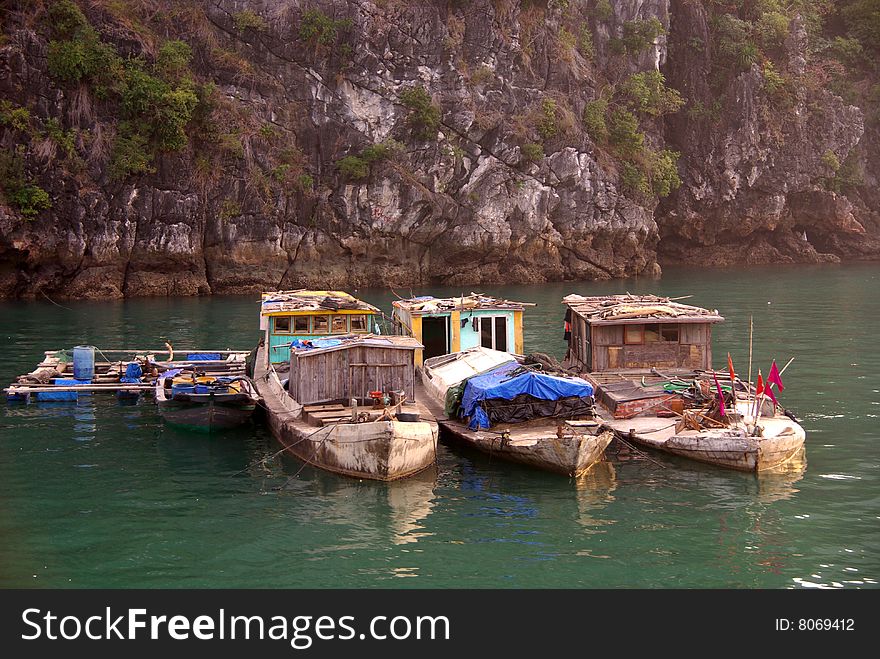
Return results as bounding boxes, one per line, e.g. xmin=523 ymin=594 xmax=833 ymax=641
xmin=72 ymin=345 xmax=95 ymax=380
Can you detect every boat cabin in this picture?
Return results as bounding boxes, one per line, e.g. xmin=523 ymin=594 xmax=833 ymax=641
xmin=287 ymin=335 xmax=423 ymax=406
xmin=260 ymin=290 xmax=381 ymax=364
xmin=562 ymin=294 xmax=724 ymax=373
xmin=391 ymin=294 xmax=532 ymax=366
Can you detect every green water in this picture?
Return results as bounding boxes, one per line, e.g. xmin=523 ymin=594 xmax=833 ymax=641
xmin=1 ymin=264 xmax=877 ymax=588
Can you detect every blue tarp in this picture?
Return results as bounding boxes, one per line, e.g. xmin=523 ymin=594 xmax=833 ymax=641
xmin=120 ymin=362 xmax=142 ymax=384
xmin=187 ymin=353 xmax=222 ymax=361
xmin=459 ymin=362 xmax=594 ymax=430
xmin=290 ymin=338 xmax=343 ymax=350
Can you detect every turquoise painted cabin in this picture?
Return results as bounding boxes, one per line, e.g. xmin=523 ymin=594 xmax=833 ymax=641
xmin=391 ymin=294 xmax=532 ymax=366
xmin=260 ymin=290 xmax=381 ymax=364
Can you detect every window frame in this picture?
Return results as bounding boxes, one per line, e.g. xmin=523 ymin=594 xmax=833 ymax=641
xmin=292 ymin=315 xmax=311 ymax=334
xmin=273 ymin=316 xmax=292 ymax=334
xmin=623 ymin=324 xmax=644 ymax=345
xmin=330 ymin=315 xmax=348 ymax=334
xmin=349 ymin=314 xmax=369 ymax=333
xmin=312 ymin=315 xmax=330 ymax=334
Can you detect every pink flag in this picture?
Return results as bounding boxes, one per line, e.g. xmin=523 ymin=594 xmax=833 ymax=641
xmin=767 ymin=360 xmax=785 ymax=391
xmin=713 ymin=372 xmax=726 ymax=417
xmin=764 ymin=383 xmax=778 ymax=407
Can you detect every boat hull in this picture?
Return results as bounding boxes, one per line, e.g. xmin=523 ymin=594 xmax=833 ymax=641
xmin=254 ymin=347 xmax=438 ymax=481
xmin=440 ymin=419 xmax=613 ymax=477
xmin=607 ymin=418 xmax=806 ymax=472
xmin=157 ymin=397 xmax=256 ymax=431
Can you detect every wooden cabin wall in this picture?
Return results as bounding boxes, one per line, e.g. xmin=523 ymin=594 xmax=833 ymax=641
xmin=586 ymin=322 xmax=713 ymax=371
xmin=289 ymin=347 xmax=416 ymax=404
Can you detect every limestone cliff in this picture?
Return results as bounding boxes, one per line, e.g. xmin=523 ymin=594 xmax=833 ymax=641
xmin=0 ymin=0 xmax=876 ymax=299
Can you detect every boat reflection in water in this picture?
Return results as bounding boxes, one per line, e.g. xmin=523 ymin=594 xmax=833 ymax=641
xmin=752 ymin=446 xmax=807 ymax=504
xmin=273 ymin=460 xmax=439 ymax=548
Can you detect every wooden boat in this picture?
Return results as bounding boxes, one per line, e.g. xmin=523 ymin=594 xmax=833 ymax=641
xmin=253 ymin=290 xmax=438 ymax=481
xmin=420 ymin=347 xmax=613 ymax=477
xmin=562 ymin=294 xmax=807 ymax=471
xmin=155 ymin=372 xmax=259 ymax=431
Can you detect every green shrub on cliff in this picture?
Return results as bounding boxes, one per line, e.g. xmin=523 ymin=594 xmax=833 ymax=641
xmin=337 ymin=155 xmax=369 ymax=180
xmin=299 ymin=9 xmax=353 ymax=46
xmin=582 ymin=98 xmax=608 ymax=142
xmin=608 ymin=109 xmax=644 ymax=155
xmin=110 ymin=126 xmax=155 ymax=179
xmin=619 ymin=71 xmax=685 ymax=116
xmin=611 ymin=18 xmax=665 ymax=55
xmin=399 ymin=86 xmax=441 ymax=139
xmin=521 ymin=142 xmax=544 ymax=163
xmin=0 ymin=148 xmax=51 ymax=219
xmin=233 ymin=10 xmax=268 ymax=33
xmin=0 ymin=100 xmax=31 ymax=132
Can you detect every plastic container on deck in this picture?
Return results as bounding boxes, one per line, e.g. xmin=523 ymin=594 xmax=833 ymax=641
xmin=36 ymin=379 xmax=91 ymax=402
xmin=72 ymin=346 xmax=96 ymax=380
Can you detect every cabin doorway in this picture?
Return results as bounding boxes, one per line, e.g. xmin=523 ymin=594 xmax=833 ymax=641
xmin=422 ymin=316 xmax=449 ymax=359
xmin=479 ymin=316 xmax=508 ymax=352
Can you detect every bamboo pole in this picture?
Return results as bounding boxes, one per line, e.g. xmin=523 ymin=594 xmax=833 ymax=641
xmin=747 ymin=314 xmax=753 ymax=417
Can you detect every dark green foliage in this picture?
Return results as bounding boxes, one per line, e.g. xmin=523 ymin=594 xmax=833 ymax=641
xmin=608 ymin=109 xmax=644 ymax=155
xmin=360 ymin=139 xmax=402 ymax=162
xmin=619 ymin=71 xmax=685 ymax=116
xmin=336 ymin=139 xmax=401 ymax=180
xmin=297 ymin=173 xmax=315 ymax=190
xmin=842 ymin=0 xmax=880 ymax=51
xmin=156 ymin=40 xmax=193 ymax=83
xmin=612 ymin=18 xmax=665 ymax=55
xmin=336 ymin=155 xmax=369 ymax=180
xmin=647 ymin=149 xmax=682 ymax=198
xmin=399 ymin=86 xmax=441 ymax=139
xmin=620 ymin=161 xmax=650 ymax=198
xmin=8 ymin=184 xmax=51 ymax=217
xmin=44 ymin=118 xmax=77 ymax=159
xmin=110 ymin=126 xmax=155 ymax=179
xmin=0 ymin=100 xmax=31 ymax=132
xmin=299 ymin=9 xmax=353 ymax=46
xmin=582 ymin=98 xmax=608 ymax=141
xmin=0 ymin=148 xmax=51 ymax=218
xmin=536 ymin=98 xmax=559 ymax=140
xmin=590 ymin=0 xmax=613 ymax=21
xmin=48 ymin=0 xmax=90 ymax=39
xmin=521 ymin=142 xmax=544 ymax=163
xmin=233 ymin=10 xmax=268 ymax=33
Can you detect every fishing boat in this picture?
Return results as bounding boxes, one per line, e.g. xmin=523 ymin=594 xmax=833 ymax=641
xmin=561 ymin=294 xmax=806 ymax=471
xmin=418 ymin=346 xmax=612 ymax=477
xmin=389 ymin=292 xmax=611 ymax=476
xmin=155 ymin=370 xmax=260 ymax=431
xmin=253 ymin=290 xmax=438 ymax=481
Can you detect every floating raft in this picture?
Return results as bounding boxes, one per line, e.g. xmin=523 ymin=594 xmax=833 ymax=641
xmin=5 ymin=347 xmax=254 ymax=402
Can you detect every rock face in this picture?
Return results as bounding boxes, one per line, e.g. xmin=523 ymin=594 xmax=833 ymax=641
xmin=0 ymin=0 xmax=876 ymax=299
xmin=659 ymin=2 xmax=872 ymax=266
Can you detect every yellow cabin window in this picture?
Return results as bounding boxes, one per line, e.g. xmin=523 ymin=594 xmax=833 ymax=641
xmin=350 ymin=314 xmax=368 ymax=332
xmin=312 ymin=315 xmax=330 ymax=333
xmin=293 ymin=316 xmax=311 ymax=333
xmin=331 ymin=315 xmax=348 ymax=333
xmin=274 ymin=316 xmax=291 ymax=333
xmin=624 ymin=324 xmax=643 ymax=344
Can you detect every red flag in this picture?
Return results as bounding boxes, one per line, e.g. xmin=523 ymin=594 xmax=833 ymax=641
xmin=713 ymin=372 xmax=726 ymax=417
xmin=727 ymin=352 xmax=736 ymax=383
xmin=764 ymin=383 xmax=778 ymax=407
xmin=767 ymin=360 xmax=785 ymax=391
xmin=756 ymin=370 xmax=764 ymax=396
